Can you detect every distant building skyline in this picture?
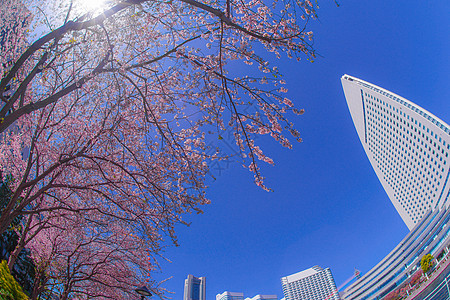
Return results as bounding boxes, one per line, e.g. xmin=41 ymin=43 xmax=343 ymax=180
xmin=216 ymin=291 xmax=277 ymax=300
xmin=244 ymin=295 xmax=277 ymax=300
xmin=216 ymin=291 xmax=244 ymax=300
xmin=342 ymin=74 xmax=450 ymax=229
xmin=280 ymin=266 xmax=340 ymax=300
xmin=183 ymin=274 xmax=206 ymax=300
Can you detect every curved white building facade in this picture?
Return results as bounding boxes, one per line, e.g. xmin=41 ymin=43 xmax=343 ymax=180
xmin=342 ymin=75 xmax=450 ymax=230
xmin=341 ymin=75 xmax=450 ymax=300
xmin=342 ymin=208 xmax=450 ymax=300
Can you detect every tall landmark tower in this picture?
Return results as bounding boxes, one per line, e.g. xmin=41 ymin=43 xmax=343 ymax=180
xmin=341 ymin=75 xmax=450 ymax=300
xmin=183 ymin=275 xmax=206 ymax=300
xmin=342 ymin=75 xmax=450 ymax=229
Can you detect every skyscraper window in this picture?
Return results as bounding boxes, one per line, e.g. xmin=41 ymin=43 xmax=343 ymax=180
xmin=342 ymin=75 xmax=450 ymax=230
xmin=184 ymin=275 xmax=206 ymax=300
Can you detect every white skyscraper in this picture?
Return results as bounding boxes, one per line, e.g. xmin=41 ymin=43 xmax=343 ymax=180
xmin=216 ymin=291 xmax=244 ymax=300
xmin=245 ymin=295 xmax=277 ymax=300
xmin=341 ymin=75 xmax=450 ymax=299
xmin=281 ymin=266 xmax=340 ymax=300
xmin=342 ymin=75 xmax=450 ymax=230
xmin=183 ymin=275 xmax=206 ymax=300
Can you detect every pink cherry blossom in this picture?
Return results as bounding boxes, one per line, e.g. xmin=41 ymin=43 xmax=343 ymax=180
xmin=1 ymin=0 xmax=317 ymax=297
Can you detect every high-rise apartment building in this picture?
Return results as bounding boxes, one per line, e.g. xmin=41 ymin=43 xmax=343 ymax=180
xmin=280 ymin=266 xmax=340 ymax=300
xmin=183 ymin=275 xmax=206 ymax=300
xmin=340 ymin=75 xmax=450 ymax=299
xmin=216 ymin=291 xmax=244 ymax=300
xmin=342 ymin=75 xmax=450 ymax=229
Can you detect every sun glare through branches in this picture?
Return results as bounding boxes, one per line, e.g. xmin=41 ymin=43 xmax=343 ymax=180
xmin=0 ymin=0 xmax=318 ymax=296
xmin=76 ymin=0 xmax=107 ymax=13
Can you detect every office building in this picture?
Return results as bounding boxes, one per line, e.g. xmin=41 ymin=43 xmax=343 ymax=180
xmin=183 ymin=275 xmax=206 ymax=300
xmin=342 ymin=75 xmax=450 ymax=230
xmin=216 ymin=291 xmax=244 ymax=300
xmin=218 ymin=292 xmax=277 ymax=300
xmin=245 ymin=295 xmax=277 ymax=300
xmin=280 ymin=266 xmax=340 ymax=300
xmin=341 ymin=75 xmax=450 ymax=299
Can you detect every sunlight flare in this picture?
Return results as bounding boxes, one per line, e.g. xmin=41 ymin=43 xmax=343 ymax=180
xmin=76 ymin=0 xmax=108 ymax=13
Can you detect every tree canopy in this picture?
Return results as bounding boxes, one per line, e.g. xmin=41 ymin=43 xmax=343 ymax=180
xmin=0 ymin=178 xmax=35 ymax=296
xmin=421 ymin=254 xmax=434 ymax=274
xmin=0 ymin=260 xmax=29 ymax=300
xmin=0 ymin=0 xmax=316 ymax=297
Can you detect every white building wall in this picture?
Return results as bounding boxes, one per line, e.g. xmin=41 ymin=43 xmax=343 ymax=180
xmin=244 ymin=294 xmax=277 ymax=300
xmin=216 ymin=291 xmax=244 ymax=300
xmin=342 ymin=75 xmax=450 ymax=230
xmin=281 ymin=266 xmax=340 ymax=300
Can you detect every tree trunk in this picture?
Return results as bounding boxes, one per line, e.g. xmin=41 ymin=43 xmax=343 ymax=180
xmin=31 ymin=267 xmax=47 ymax=300
xmin=7 ymin=214 xmax=31 ymax=269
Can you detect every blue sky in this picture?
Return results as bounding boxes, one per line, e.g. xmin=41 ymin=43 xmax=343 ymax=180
xmin=153 ymin=1 xmax=450 ymax=299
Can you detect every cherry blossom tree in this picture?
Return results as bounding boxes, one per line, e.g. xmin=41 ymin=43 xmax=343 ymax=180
xmin=1 ymin=0 xmax=317 ymax=297
xmin=1 ymin=84 xmax=209 ymax=297
xmin=409 ymin=269 xmax=423 ymax=286
xmin=25 ymin=210 xmax=164 ymax=299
